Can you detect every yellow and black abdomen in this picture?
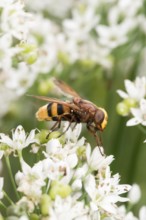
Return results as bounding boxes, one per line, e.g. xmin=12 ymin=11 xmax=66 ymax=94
xmin=36 ymin=103 xmax=71 ymax=121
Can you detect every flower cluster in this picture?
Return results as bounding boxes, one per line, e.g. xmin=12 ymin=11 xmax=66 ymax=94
xmin=0 ymin=0 xmax=38 ymax=117
xmin=25 ymin=0 xmax=145 ymax=71
xmin=117 ymin=76 xmax=146 ymax=129
xmin=0 ymin=123 xmax=141 ymax=219
xmin=116 ymin=76 xmax=146 ymax=144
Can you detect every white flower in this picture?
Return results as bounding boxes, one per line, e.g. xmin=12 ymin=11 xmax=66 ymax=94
xmin=15 ymin=159 xmax=46 ymax=204
xmin=49 ymin=196 xmax=89 ymax=220
xmin=0 ymin=177 xmax=4 ymax=199
xmin=64 ymin=7 xmax=99 ymax=41
xmin=17 ymin=196 xmax=35 ymax=212
xmin=86 ymin=144 xmax=114 ymax=171
xmin=127 ymin=99 xmax=146 ymax=126
xmin=0 ymin=34 xmax=15 ymax=70
xmin=45 ymin=138 xmax=78 ymax=169
xmin=26 ymin=0 xmax=74 ymax=18
xmin=5 ymin=63 xmax=37 ymax=96
xmin=84 ymin=166 xmax=131 ymax=217
xmin=117 ymin=205 xmax=146 ymax=220
xmin=42 ymin=158 xmax=70 ymax=181
xmin=117 ymin=77 xmax=146 ymax=102
xmin=128 ymin=184 xmax=141 ymax=205
xmin=0 ymin=125 xmax=38 ymax=152
xmin=0 ymin=0 xmax=33 ymax=40
xmin=96 ymin=24 xmax=128 ymax=49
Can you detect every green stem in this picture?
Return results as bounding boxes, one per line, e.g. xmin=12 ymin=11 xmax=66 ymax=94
xmin=0 ymin=201 xmax=6 ymax=210
xmin=17 ymin=150 xmax=23 ymax=170
xmin=45 ymin=179 xmax=50 ymax=194
xmin=3 ymin=191 xmax=14 ymax=205
xmin=4 ymin=156 xmax=20 ymax=200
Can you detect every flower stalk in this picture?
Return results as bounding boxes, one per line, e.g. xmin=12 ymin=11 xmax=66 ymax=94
xmin=4 ymin=156 xmax=20 ymax=200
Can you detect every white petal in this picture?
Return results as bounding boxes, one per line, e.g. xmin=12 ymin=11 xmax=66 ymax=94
xmin=139 ymin=206 xmax=146 ymax=220
xmin=25 ymin=129 xmax=38 ymax=147
xmin=126 ymin=118 xmax=140 ymax=126
xmin=67 ymin=153 xmax=78 ymax=168
xmin=135 ymin=77 xmax=146 ymax=99
xmin=117 ymin=184 xmax=131 ymax=195
xmin=86 ymin=143 xmax=91 ymax=164
xmin=46 ymin=139 xmax=61 ymax=155
xmin=117 ymin=90 xmax=128 ymax=99
xmin=0 ymin=134 xmax=14 ymax=148
xmin=99 ymin=199 xmax=117 ymax=214
xmin=89 ymin=146 xmax=114 ymax=171
xmin=13 ymin=125 xmax=26 ymax=143
xmin=131 ymin=108 xmax=142 ymax=117
xmin=84 ymin=174 xmax=96 ymax=200
xmin=128 ymin=184 xmax=141 ymax=204
xmin=74 ymin=164 xmax=88 ymax=179
xmin=72 ymin=179 xmax=82 ymax=191
xmin=140 ymin=99 xmax=146 ymax=112
xmin=125 ymin=80 xmax=137 ymax=98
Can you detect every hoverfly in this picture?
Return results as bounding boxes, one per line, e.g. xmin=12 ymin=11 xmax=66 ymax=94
xmin=31 ymin=79 xmax=108 ymax=145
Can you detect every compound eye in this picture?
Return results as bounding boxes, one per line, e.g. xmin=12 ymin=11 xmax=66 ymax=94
xmin=95 ymin=110 xmax=107 ymax=131
xmin=95 ymin=111 xmax=104 ymax=123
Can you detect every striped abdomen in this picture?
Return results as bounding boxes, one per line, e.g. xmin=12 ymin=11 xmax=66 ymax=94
xmin=36 ymin=103 xmax=71 ymax=121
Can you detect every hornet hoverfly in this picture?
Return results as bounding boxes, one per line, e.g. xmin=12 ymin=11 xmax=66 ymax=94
xmin=31 ymin=79 xmax=108 ymax=145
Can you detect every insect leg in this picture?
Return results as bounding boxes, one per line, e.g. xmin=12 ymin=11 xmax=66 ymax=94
xmin=46 ymin=119 xmax=61 ymax=139
xmin=58 ymin=115 xmax=78 ymax=138
xmin=59 ymin=121 xmax=72 ymax=137
xmin=72 ymin=122 xmax=78 ymax=130
xmin=98 ymin=131 xmax=103 ymax=146
xmin=86 ymin=123 xmax=104 ymax=155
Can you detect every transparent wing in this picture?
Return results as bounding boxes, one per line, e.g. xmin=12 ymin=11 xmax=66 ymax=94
xmin=27 ymin=95 xmax=80 ymax=110
xmin=53 ymin=78 xmax=81 ymax=98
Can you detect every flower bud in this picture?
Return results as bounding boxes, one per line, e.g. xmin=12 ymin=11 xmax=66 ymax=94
xmin=116 ymin=101 xmax=130 ymax=116
xmin=49 ymin=181 xmax=72 ymax=200
xmin=40 ymin=194 xmax=51 ymax=216
xmin=38 ymin=80 xmax=54 ymax=95
xmin=123 ymin=98 xmax=137 ymax=108
xmin=47 ymin=131 xmax=61 ymax=140
xmin=18 ymin=42 xmax=38 ymax=64
xmin=35 ymin=130 xmax=49 ymax=144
